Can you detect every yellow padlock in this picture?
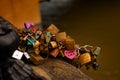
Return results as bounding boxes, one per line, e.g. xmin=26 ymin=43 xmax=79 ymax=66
xmin=78 ymin=53 xmax=91 ymax=65
xmin=33 ymin=41 xmax=40 ymax=48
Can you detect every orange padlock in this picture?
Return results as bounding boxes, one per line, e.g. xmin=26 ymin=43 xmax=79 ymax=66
xmin=78 ymin=53 xmax=91 ymax=65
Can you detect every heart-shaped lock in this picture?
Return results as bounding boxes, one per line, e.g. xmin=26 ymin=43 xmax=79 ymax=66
xmin=64 ymin=50 xmax=76 ymax=59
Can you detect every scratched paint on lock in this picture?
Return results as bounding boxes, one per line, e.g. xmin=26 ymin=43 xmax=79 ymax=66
xmin=64 ymin=50 xmax=76 ymax=59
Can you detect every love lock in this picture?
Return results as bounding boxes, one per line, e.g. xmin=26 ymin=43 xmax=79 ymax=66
xmin=27 ymin=38 xmax=36 ymax=46
xmin=24 ymin=22 xmax=34 ymax=29
xmin=30 ymin=25 xmax=39 ymax=33
xmin=78 ymin=52 xmax=91 ymax=65
xmin=35 ymin=30 xmax=42 ymax=40
xmin=92 ymin=61 xmax=99 ymax=70
xmin=92 ymin=47 xmax=101 ymax=56
xmin=64 ymin=50 xmax=76 ymax=59
xmin=29 ymin=53 xmax=44 ymax=65
xmin=45 ymin=32 xmax=52 ymax=43
xmin=50 ymin=44 xmax=63 ymax=58
xmin=33 ymin=41 xmax=41 ymax=55
xmin=47 ymin=24 xmax=59 ymax=35
xmin=50 ymin=48 xmax=60 ymax=58
xmin=50 ymin=41 xmax=58 ymax=48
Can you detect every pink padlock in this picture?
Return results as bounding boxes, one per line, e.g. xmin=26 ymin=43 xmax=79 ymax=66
xmin=24 ymin=22 xmax=34 ymax=29
xmin=64 ymin=50 xmax=76 ymax=59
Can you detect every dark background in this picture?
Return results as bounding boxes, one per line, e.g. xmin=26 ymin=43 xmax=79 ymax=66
xmin=40 ymin=0 xmax=120 ymax=80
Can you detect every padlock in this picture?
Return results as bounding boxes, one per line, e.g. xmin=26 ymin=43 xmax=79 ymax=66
xmin=33 ymin=41 xmax=41 ymax=55
xmin=35 ymin=30 xmax=42 ymax=39
xmin=45 ymin=32 xmax=52 ymax=43
xmin=50 ymin=48 xmax=60 ymax=58
xmin=27 ymin=38 xmax=36 ymax=45
xmin=65 ymin=36 xmax=75 ymax=50
xmin=56 ymin=32 xmax=67 ymax=42
xmin=50 ymin=41 xmax=58 ymax=48
xmin=92 ymin=61 xmax=99 ymax=70
xmin=33 ymin=41 xmax=41 ymax=48
xmin=47 ymin=24 xmax=59 ymax=35
xmin=92 ymin=47 xmax=101 ymax=56
xmin=64 ymin=50 xmax=76 ymax=59
xmin=34 ymin=47 xmax=40 ymax=55
xmin=30 ymin=25 xmax=39 ymax=33
xmin=24 ymin=22 xmax=34 ymax=29
xmin=78 ymin=53 xmax=91 ymax=65
xmin=29 ymin=53 xmax=44 ymax=65
xmin=50 ymin=45 xmax=62 ymax=58
xmin=40 ymin=33 xmax=45 ymax=40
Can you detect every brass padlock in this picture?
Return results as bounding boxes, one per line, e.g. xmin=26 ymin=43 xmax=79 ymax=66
xmin=50 ymin=48 xmax=60 ymax=58
xmin=33 ymin=41 xmax=41 ymax=48
xmin=47 ymin=24 xmax=59 ymax=35
xmin=56 ymin=32 xmax=67 ymax=42
xmin=50 ymin=45 xmax=62 ymax=58
xmin=65 ymin=36 xmax=76 ymax=50
xmin=30 ymin=53 xmax=44 ymax=65
xmin=33 ymin=41 xmax=41 ymax=55
xmin=50 ymin=41 xmax=58 ymax=48
xmin=34 ymin=47 xmax=40 ymax=55
xmin=78 ymin=53 xmax=91 ymax=65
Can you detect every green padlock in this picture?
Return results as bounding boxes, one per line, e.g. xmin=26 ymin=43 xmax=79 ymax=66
xmin=92 ymin=47 xmax=101 ymax=56
xmin=27 ymin=38 xmax=36 ymax=45
xmin=45 ymin=32 xmax=52 ymax=43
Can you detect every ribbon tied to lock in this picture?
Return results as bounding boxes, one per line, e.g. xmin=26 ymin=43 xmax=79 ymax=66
xmin=64 ymin=50 xmax=76 ymax=59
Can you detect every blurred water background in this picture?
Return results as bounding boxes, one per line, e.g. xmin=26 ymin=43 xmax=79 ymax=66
xmin=40 ymin=0 xmax=120 ymax=80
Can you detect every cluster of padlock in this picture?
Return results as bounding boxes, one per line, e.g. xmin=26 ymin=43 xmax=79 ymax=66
xmin=15 ymin=22 xmax=101 ymax=70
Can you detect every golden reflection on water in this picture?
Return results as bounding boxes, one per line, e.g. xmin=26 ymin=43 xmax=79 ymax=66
xmin=57 ymin=0 xmax=120 ymax=80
